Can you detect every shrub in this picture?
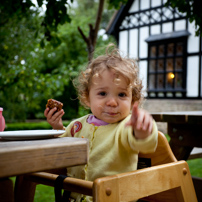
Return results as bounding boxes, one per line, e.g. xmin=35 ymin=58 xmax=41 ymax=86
xmin=5 ymin=121 xmax=70 ymax=131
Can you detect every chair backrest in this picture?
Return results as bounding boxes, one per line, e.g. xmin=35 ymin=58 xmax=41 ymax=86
xmin=93 ymin=132 xmax=197 ymax=202
xmin=138 ymin=131 xmax=177 ymax=168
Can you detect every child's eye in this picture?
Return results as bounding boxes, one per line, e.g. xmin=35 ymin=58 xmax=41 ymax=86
xmin=98 ymin=92 xmax=106 ymax=96
xmin=119 ymin=93 xmax=126 ymax=97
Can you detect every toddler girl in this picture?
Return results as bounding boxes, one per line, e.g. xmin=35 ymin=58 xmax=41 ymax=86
xmin=44 ymin=44 xmax=158 ymax=202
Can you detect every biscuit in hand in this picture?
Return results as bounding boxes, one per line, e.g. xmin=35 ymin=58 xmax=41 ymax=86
xmin=46 ymin=99 xmax=63 ymax=112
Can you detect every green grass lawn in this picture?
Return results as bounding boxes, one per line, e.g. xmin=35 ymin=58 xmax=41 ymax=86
xmin=187 ymin=158 xmax=202 ymax=178
xmin=34 ymin=185 xmax=55 ymax=201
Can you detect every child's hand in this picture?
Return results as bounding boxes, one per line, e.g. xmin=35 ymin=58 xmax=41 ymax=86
xmin=44 ymin=107 xmax=65 ymax=130
xmin=126 ymin=102 xmax=153 ymax=139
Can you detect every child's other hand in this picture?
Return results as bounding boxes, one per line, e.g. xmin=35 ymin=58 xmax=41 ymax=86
xmin=125 ymin=102 xmax=153 ymax=139
xmin=44 ymin=107 xmax=65 ymax=130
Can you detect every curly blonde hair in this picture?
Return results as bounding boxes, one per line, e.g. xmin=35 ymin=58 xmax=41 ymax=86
xmin=74 ymin=44 xmax=144 ymax=108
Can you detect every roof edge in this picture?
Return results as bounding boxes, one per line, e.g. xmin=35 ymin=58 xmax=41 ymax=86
xmin=145 ymin=30 xmax=191 ymax=42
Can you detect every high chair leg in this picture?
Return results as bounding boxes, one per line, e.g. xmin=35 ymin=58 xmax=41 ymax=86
xmin=0 ymin=178 xmax=14 ymax=202
xmin=14 ymin=175 xmax=36 ymax=202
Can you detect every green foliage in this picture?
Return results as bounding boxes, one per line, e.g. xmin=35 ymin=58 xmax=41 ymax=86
xmin=108 ymin=0 xmax=128 ymax=9
xmin=0 ymin=4 xmax=81 ymax=121
xmin=5 ymin=121 xmax=70 ymax=131
xmin=0 ymin=0 xmax=35 ymax=26
xmin=42 ymin=0 xmax=72 ymax=43
xmin=165 ymin=0 xmax=202 ymax=36
xmin=5 ymin=122 xmax=52 ymax=131
xmin=0 ymin=12 xmax=46 ymax=121
xmin=1 ymin=0 xmax=124 ymax=47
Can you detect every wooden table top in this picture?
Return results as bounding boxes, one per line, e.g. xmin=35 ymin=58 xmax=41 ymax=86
xmin=0 ymin=137 xmax=89 ymax=178
xmin=151 ymin=111 xmax=202 ymax=124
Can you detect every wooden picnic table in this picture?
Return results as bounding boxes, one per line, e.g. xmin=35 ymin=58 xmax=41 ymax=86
xmin=0 ymin=137 xmax=89 ymax=202
xmin=151 ymin=110 xmax=202 ymax=201
xmin=151 ymin=111 xmax=202 ymax=160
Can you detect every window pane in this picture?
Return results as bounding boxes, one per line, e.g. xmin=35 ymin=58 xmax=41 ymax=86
xmin=157 ymin=74 xmax=164 ymax=89
xmin=150 ymin=46 xmax=156 ymax=57
xmin=149 ymin=74 xmax=155 ymax=89
xmin=175 ymin=73 xmax=183 ymax=88
xmin=149 ymin=60 xmax=156 ymax=71
xmin=157 ymin=59 xmax=164 ymax=71
xmin=176 ymin=92 xmax=183 ymax=97
xmin=175 ymin=57 xmax=183 ymax=70
xmin=176 ymin=42 xmax=183 ymax=55
xmin=166 ymin=92 xmax=173 ymax=97
xmin=158 ymin=45 xmax=164 ymax=56
xmin=167 ymin=43 xmax=174 ymax=56
xmin=166 ymin=59 xmax=173 ymax=71
xmin=149 ymin=92 xmax=156 ymax=97
xmin=158 ymin=92 xmax=164 ymax=97
xmin=166 ymin=72 xmax=174 ymax=88
xmin=148 ymin=38 xmax=186 ymax=96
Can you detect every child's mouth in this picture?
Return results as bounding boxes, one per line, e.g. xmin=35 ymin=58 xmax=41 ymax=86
xmin=106 ymin=112 xmax=118 ymax=116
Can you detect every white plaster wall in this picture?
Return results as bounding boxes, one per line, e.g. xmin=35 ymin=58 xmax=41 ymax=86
xmin=139 ymin=60 xmax=148 ymax=96
xmin=139 ymin=27 xmax=149 ymax=58
xmin=119 ymin=31 xmax=128 ymax=56
xmin=129 ymin=0 xmax=162 ymax=13
xmin=188 ymin=21 xmax=199 ymax=53
xmin=129 ymin=29 xmax=138 ymax=58
xmin=174 ymin=19 xmax=186 ymax=31
xmin=162 ymin=22 xmax=172 ymax=33
xmin=151 ymin=0 xmax=161 ymax=7
xmin=151 ymin=24 xmax=161 ymax=35
xmin=129 ymin=0 xmax=139 ymax=13
xmin=187 ymin=56 xmax=199 ymax=97
xmin=140 ymin=0 xmax=150 ymax=10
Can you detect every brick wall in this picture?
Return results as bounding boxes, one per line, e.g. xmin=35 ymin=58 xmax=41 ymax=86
xmin=143 ymin=99 xmax=202 ymax=134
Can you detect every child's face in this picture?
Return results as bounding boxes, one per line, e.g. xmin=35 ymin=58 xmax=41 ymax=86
xmin=86 ymin=69 xmax=133 ymax=124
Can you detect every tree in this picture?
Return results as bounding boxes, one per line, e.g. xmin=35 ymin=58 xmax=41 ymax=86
xmin=41 ymin=0 xmax=127 ymax=61
xmin=0 ymin=0 xmax=127 ymax=61
xmin=165 ymin=0 xmax=202 ymax=36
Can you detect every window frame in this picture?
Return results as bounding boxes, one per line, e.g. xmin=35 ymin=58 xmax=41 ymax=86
xmin=146 ymin=35 xmax=188 ymax=98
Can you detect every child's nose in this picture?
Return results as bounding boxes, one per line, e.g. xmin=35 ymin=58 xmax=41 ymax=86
xmin=106 ymin=97 xmax=118 ymax=107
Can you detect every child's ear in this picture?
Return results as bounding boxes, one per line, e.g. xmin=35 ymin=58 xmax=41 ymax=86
xmin=85 ymin=96 xmax=90 ymax=108
xmin=86 ymin=101 xmax=90 ymax=108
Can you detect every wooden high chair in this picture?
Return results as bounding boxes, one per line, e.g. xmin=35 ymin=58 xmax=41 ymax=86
xmin=15 ymin=131 xmax=197 ymax=202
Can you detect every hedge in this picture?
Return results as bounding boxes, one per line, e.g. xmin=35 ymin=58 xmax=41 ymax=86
xmin=5 ymin=121 xmax=71 ymax=131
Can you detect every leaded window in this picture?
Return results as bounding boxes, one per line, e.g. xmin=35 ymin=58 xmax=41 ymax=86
xmin=146 ymin=32 xmax=189 ymax=98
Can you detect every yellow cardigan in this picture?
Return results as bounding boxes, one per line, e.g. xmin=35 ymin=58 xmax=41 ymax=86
xmin=61 ymin=114 xmax=158 ymax=182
